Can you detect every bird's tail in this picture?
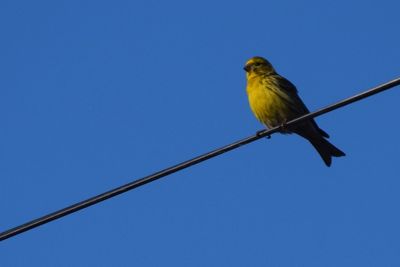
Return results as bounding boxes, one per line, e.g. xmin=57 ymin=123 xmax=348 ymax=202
xmin=308 ymin=137 xmax=346 ymax=167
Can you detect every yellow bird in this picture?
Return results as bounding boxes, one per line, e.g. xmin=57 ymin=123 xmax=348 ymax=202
xmin=244 ymin=56 xmax=345 ymax=166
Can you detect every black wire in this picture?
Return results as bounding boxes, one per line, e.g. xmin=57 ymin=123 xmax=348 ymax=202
xmin=1 ymin=77 xmax=399 ymax=242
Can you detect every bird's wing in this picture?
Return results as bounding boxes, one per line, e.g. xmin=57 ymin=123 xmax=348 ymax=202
xmin=270 ymin=75 xmax=310 ymax=114
xmin=271 ymin=75 xmax=330 ymax=138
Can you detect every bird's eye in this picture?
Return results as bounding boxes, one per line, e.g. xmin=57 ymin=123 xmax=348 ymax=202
xmin=254 ymin=63 xmax=261 ymax=66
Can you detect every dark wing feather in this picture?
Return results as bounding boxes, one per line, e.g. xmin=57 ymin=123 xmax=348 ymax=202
xmin=271 ymin=75 xmax=330 ymax=138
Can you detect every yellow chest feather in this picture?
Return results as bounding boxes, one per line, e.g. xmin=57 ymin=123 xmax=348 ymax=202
xmin=246 ymin=77 xmax=291 ymax=127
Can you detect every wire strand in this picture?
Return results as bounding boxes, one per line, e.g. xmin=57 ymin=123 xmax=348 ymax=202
xmin=1 ymin=77 xmax=399 ymax=242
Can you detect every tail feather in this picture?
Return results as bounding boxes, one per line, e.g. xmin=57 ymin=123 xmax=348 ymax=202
xmin=309 ymin=138 xmax=346 ymax=167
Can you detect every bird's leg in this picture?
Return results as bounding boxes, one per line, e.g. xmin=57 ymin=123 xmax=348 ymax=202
xmin=256 ymin=129 xmax=271 ymax=139
xmin=279 ymin=120 xmax=290 ymax=133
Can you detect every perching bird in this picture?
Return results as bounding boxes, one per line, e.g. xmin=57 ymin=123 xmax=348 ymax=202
xmin=244 ymin=56 xmax=345 ymax=166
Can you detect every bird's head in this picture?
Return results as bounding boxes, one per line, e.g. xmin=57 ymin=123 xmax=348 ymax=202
xmin=244 ymin=57 xmax=276 ymax=77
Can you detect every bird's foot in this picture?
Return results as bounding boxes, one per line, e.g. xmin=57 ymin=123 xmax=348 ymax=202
xmin=279 ymin=120 xmax=290 ymax=133
xmin=256 ymin=130 xmax=271 ymax=139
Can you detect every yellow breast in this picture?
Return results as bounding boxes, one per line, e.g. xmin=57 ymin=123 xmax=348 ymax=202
xmin=246 ymin=76 xmax=291 ymax=128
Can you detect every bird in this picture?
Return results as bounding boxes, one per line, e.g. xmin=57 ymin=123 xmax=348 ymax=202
xmin=244 ymin=56 xmax=345 ymax=166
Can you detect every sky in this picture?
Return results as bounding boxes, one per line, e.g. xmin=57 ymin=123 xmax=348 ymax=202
xmin=1 ymin=0 xmax=400 ymax=266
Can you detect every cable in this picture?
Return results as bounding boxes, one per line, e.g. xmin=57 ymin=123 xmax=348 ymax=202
xmin=1 ymin=77 xmax=399 ymax=242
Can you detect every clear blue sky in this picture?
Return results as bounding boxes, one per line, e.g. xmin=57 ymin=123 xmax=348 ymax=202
xmin=1 ymin=0 xmax=400 ymax=266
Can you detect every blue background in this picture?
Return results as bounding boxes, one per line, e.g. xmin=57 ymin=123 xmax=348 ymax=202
xmin=1 ymin=0 xmax=400 ymax=266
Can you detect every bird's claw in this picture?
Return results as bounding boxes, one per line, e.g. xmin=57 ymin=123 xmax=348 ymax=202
xmin=279 ymin=121 xmax=290 ymax=133
xmin=256 ymin=130 xmax=271 ymax=139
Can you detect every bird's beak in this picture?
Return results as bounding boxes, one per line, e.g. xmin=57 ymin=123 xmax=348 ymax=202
xmin=243 ymin=65 xmax=250 ymax=72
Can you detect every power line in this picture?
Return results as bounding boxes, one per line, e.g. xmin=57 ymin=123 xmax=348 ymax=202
xmin=1 ymin=77 xmax=399 ymax=242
